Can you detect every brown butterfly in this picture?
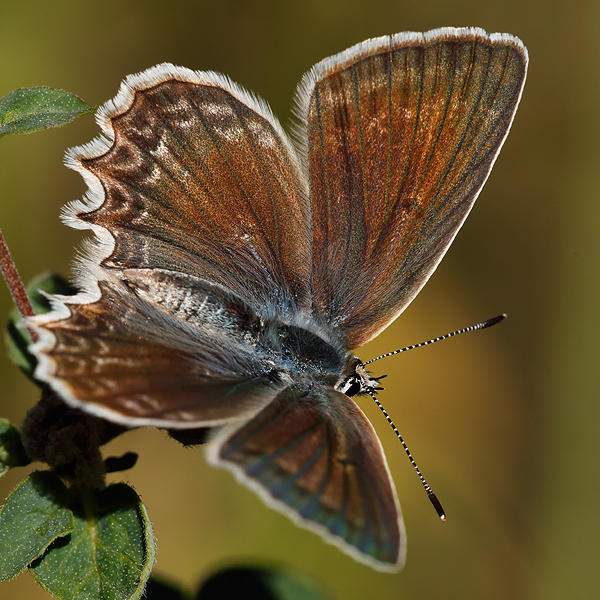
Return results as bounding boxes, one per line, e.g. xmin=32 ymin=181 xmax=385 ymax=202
xmin=29 ymin=27 xmax=527 ymax=570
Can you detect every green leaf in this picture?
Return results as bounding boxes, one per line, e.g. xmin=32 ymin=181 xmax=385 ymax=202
xmin=196 ymin=566 xmax=332 ymax=600
xmin=5 ymin=271 xmax=77 ymax=379
xmin=0 ymin=419 xmax=30 ymax=477
xmin=0 ymin=87 xmax=92 ymax=138
xmin=30 ymin=483 xmax=156 ymax=600
xmin=0 ymin=471 xmax=74 ymax=580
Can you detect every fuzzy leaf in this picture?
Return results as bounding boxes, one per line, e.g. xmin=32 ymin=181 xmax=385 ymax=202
xmin=30 ymin=483 xmax=156 ymax=600
xmin=0 ymin=87 xmax=92 ymax=138
xmin=0 ymin=471 xmax=74 ymax=580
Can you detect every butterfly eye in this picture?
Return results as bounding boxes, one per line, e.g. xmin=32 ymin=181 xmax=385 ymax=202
xmin=338 ymin=375 xmax=363 ymax=397
xmin=345 ymin=380 xmax=363 ymax=397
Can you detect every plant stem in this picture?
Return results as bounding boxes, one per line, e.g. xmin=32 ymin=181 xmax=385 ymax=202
xmin=0 ymin=226 xmax=38 ymax=342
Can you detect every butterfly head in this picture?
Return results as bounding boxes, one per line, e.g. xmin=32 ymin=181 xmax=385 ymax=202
xmin=336 ymin=357 xmax=385 ymax=398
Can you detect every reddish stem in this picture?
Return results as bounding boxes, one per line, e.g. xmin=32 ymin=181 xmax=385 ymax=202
xmin=0 ymin=226 xmax=38 ymax=342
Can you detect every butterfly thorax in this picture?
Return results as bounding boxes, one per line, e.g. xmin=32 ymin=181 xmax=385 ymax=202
xmin=251 ymin=315 xmax=383 ymax=399
xmin=257 ymin=315 xmax=347 ymax=386
xmin=118 ymin=267 xmax=352 ymax=389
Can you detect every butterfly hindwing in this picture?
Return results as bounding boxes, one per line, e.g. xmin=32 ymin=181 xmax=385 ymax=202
xmin=208 ymin=384 xmax=405 ymax=570
xmin=31 ymin=269 xmax=284 ymax=427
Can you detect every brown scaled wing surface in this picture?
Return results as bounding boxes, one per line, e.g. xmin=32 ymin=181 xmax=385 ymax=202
xmin=302 ymin=32 xmax=527 ymax=348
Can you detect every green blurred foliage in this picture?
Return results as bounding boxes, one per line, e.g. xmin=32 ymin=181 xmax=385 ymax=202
xmin=0 ymin=1 xmax=598 ymax=599
xmin=0 ymin=419 xmax=30 ymax=476
xmin=195 ymin=565 xmax=332 ymax=599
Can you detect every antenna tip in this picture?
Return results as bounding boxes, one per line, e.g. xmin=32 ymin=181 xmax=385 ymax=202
xmin=427 ymin=491 xmax=446 ymax=520
xmin=482 ymin=314 xmax=507 ymax=329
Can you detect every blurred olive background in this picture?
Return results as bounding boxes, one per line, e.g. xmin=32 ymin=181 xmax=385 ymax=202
xmin=0 ymin=0 xmax=596 ymax=598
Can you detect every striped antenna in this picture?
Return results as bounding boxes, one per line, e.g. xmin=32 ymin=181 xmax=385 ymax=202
xmin=368 ymin=389 xmax=445 ymax=520
xmin=364 ymin=314 xmax=506 ymax=366
xmin=363 ymin=314 xmax=507 ymax=519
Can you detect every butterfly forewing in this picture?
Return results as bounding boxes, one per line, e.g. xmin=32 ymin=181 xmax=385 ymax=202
xmin=209 ymin=384 xmax=405 ymax=570
xmin=299 ymin=29 xmax=527 ymax=348
xmin=73 ymin=68 xmax=312 ymax=315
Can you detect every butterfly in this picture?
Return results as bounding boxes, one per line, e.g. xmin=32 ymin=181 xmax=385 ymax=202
xmin=29 ymin=27 xmax=527 ymax=571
